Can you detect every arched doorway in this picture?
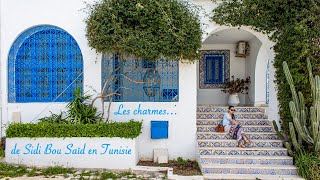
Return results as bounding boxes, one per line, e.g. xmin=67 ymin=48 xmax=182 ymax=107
xmin=197 ymin=28 xmax=271 ymax=106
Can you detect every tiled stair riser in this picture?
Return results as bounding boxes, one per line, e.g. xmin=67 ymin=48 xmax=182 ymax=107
xmin=196 ymin=106 xmax=301 ymax=179
xmin=199 ymin=149 xmax=288 ymax=156
xmin=197 ymin=134 xmax=279 ymax=140
xmin=205 ymin=176 xmax=303 ymax=180
xmin=197 ymin=126 xmax=274 ymax=133
xmin=200 ymin=158 xmax=293 ymax=165
xmin=197 ymin=114 xmax=267 ymax=119
xmin=197 ymin=119 xmax=270 ymax=126
xmin=197 ymin=107 xmax=266 ymax=113
xmin=202 ymin=168 xmax=297 ymax=175
xmin=198 ymin=141 xmax=283 ymax=148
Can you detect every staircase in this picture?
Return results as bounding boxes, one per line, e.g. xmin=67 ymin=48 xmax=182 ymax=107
xmin=196 ymin=105 xmax=303 ymax=180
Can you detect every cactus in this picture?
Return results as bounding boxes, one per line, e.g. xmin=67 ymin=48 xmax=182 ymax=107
xmin=285 ymin=142 xmax=295 ymax=157
xmin=282 ymin=59 xmax=320 ymax=154
xmin=289 ymin=122 xmax=301 ymax=152
xmin=273 ymin=120 xmax=285 ymax=140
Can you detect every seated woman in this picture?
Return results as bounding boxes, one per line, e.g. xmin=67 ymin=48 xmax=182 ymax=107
xmin=223 ymin=106 xmax=252 ymax=148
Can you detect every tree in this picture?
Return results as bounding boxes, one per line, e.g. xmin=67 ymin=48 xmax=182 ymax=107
xmin=86 ymin=0 xmax=202 ymax=119
xmin=211 ymin=0 xmax=320 ymax=146
xmin=85 ymin=0 xmax=203 ymax=62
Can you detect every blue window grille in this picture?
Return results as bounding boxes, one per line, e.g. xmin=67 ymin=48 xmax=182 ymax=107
xmin=205 ymin=55 xmax=224 ymax=84
xmin=8 ymin=25 xmax=83 ymax=102
xmin=101 ymin=55 xmax=179 ymax=102
xmin=199 ymin=50 xmax=230 ymax=89
xmin=142 ymin=59 xmax=156 ymax=68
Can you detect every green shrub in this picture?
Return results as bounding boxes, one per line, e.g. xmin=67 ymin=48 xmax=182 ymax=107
xmin=0 ymin=163 xmax=28 ymax=178
xmin=42 ymin=166 xmax=75 ymax=176
xmin=38 ymin=88 xmax=103 ymax=124
xmin=295 ymin=152 xmax=320 ymax=180
xmin=0 ymin=137 xmax=5 ymax=158
xmin=176 ymin=157 xmax=188 ymax=167
xmin=85 ymin=0 xmax=202 ymax=62
xmin=6 ymin=120 xmax=142 ymax=139
xmin=66 ymin=88 xmax=102 ymax=124
xmin=39 ymin=112 xmax=69 ymax=124
xmin=210 ymin=0 xmax=320 ymax=152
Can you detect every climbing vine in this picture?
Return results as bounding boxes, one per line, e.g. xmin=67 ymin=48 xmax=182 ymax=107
xmin=211 ymin=0 xmax=320 ymax=139
xmin=85 ymin=0 xmax=203 ymax=62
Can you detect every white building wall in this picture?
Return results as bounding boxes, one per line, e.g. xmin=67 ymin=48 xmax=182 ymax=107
xmin=0 ymin=0 xmax=2 ymax=136
xmin=254 ymin=44 xmax=269 ymax=106
xmin=1 ymin=0 xmax=99 ymax=128
xmin=0 ymin=0 xmax=280 ymax=160
xmin=245 ymin=37 xmax=262 ymax=105
xmin=197 ymin=44 xmax=247 ymax=105
xmin=1 ymin=0 xmax=197 ymax=160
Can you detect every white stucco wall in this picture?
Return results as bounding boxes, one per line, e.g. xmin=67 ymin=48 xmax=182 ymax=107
xmin=193 ymin=0 xmax=277 ymax=110
xmin=0 ymin=0 xmax=280 ymax=161
xmin=104 ymin=61 xmax=197 ymax=160
xmin=0 ymin=0 xmax=99 ymax=133
xmin=245 ymin=37 xmax=262 ymax=105
xmin=6 ymin=138 xmax=138 ymax=169
xmin=0 ymin=0 xmax=197 ymax=160
xmin=0 ymin=0 xmax=3 ymax=136
xmin=197 ymin=44 xmax=248 ymax=105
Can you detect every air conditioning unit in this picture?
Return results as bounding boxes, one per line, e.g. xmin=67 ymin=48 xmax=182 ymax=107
xmin=236 ymin=41 xmax=249 ymax=57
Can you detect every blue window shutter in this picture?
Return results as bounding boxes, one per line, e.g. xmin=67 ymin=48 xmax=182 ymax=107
xmin=204 ymin=54 xmax=225 ymax=84
xmin=8 ymin=25 xmax=83 ymax=102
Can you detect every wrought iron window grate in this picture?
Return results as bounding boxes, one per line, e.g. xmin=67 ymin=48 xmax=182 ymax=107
xmin=101 ymin=55 xmax=179 ymax=102
xmin=199 ymin=50 xmax=230 ymax=89
xmin=8 ymin=25 xmax=83 ymax=102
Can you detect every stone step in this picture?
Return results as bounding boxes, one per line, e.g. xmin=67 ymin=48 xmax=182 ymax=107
xmin=198 ymin=139 xmax=283 ymax=148
xmin=197 ymin=125 xmax=274 ymax=133
xmin=197 ymin=106 xmax=266 ymax=113
xmin=197 ymin=132 xmax=279 ymax=140
xmin=198 ymin=147 xmax=288 ymax=156
xmin=197 ymin=119 xmax=271 ymax=126
xmin=197 ymin=113 xmax=267 ymax=119
xmin=199 ymin=155 xmax=293 ymax=165
xmin=197 ymin=111 xmax=265 ymax=114
xmin=204 ymin=174 xmax=303 ymax=180
xmin=202 ymin=164 xmax=297 ymax=176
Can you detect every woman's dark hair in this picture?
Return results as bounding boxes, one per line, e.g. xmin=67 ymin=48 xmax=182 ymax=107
xmin=228 ymin=106 xmax=234 ymax=110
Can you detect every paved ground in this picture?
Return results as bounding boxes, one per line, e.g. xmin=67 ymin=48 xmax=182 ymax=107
xmin=5 ymin=170 xmax=167 ymax=180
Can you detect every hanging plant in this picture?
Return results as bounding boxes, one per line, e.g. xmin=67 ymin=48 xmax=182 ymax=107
xmin=85 ymin=0 xmax=203 ymax=62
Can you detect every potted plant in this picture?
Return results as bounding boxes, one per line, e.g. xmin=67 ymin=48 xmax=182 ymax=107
xmin=221 ymin=76 xmax=251 ymax=106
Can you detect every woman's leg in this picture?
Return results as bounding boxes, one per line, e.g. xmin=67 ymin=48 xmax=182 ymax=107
xmin=236 ymin=127 xmax=244 ymax=141
xmin=238 ymin=139 xmax=246 ymax=148
xmin=242 ymin=134 xmax=252 ymax=146
xmin=229 ymin=125 xmax=246 ymax=148
xmin=236 ymin=126 xmax=253 ymax=147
